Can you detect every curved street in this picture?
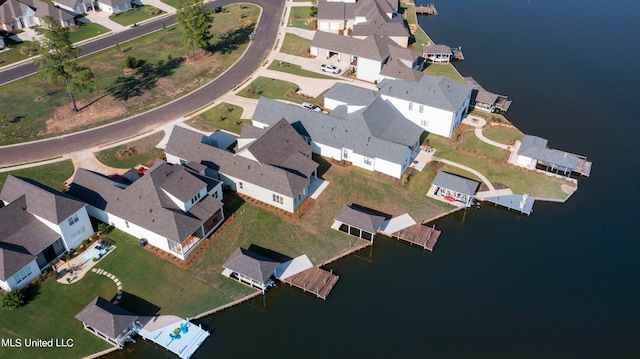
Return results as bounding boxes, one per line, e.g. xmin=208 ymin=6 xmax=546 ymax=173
xmin=0 ymin=0 xmax=285 ymax=166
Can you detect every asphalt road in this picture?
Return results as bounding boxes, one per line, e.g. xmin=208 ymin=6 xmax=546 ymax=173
xmin=0 ymin=0 xmax=285 ymax=166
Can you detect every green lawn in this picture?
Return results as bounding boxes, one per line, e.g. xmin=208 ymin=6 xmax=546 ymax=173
xmin=423 ymin=63 xmax=464 ymax=82
xmin=483 ymin=126 xmax=524 ymax=145
xmin=95 ymin=131 xmax=165 ymax=169
xmin=238 ymin=76 xmax=321 ymax=104
xmin=161 ymin=0 xmax=178 ymax=9
xmin=186 ymin=102 xmax=250 ymax=134
xmin=279 ymin=33 xmax=311 ymax=57
xmin=0 ymin=272 xmax=115 ymax=359
xmin=68 ymin=23 xmax=110 ymax=43
xmin=0 ymin=4 xmax=259 ymax=146
xmin=428 ymin=133 xmax=572 ymax=198
xmin=288 ymin=7 xmax=316 ymax=30
xmin=455 ymin=130 xmax=509 ymax=160
xmin=0 ymin=40 xmax=34 ymax=68
xmin=267 ymin=60 xmax=334 ymax=79
xmin=109 ymin=5 xmax=165 ymax=26
xmin=401 ymin=2 xmax=433 ymax=54
xmin=0 ymin=160 xmax=74 ymax=192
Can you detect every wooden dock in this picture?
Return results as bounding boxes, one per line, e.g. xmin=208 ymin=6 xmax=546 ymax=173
xmin=389 ymin=223 xmax=441 ymax=251
xmin=282 ymin=267 xmax=339 ymax=300
xmin=415 ymin=4 xmax=438 ymax=15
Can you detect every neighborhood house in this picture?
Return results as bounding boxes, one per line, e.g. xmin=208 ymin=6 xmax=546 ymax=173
xmin=0 ymin=0 xmax=75 ymax=31
xmin=67 ymin=160 xmax=225 ymax=260
xmin=252 ymin=91 xmax=423 ymax=180
xmin=0 ymin=176 xmax=93 ymax=291
xmin=165 ymin=121 xmax=319 ymax=214
xmin=52 ymin=0 xmax=139 ymax=15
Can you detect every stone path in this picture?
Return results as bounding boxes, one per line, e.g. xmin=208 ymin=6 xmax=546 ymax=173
xmin=91 ymin=268 xmax=124 ymax=304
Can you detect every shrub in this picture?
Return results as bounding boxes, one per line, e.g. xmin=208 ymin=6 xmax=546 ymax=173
xmin=97 ymin=223 xmax=115 ymax=234
xmin=124 ymin=55 xmax=140 ymax=69
xmin=144 ymin=6 xmax=161 ymax=16
xmin=0 ymin=290 xmax=24 ymax=310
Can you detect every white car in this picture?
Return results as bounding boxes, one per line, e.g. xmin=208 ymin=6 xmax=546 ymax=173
xmin=301 ymin=102 xmax=322 ymax=112
xmin=321 ymin=64 xmax=341 ymax=74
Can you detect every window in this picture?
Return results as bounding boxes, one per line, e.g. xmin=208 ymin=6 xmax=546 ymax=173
xmin=408 ymin=102 xmax=413 ymax=111
xmin=419 ymin=105 xmax=424 ymax=113
xmin=67 ymin=214 xmax=79 ymax=226
xmin=343 ymin=148 xmax=349 ymax=159
xmin=13 ymin=266 xmax=33 ymax=284
xmin=70 ymin=226 xmax=87 ymax=242
xmin=125 ymin=221 xmax=130 ymax=228
xmin=213 ymin=191 xmax=218 ymax=198
xmin=421 ymin=120 xmax=429 ymax=126
xmin=364 ymin=157 xmax=372 ymax=165
xmin=272 ymin=194 xmax=284 ymax=204
xmin=239 ymin=182 xmax=243 ymax=190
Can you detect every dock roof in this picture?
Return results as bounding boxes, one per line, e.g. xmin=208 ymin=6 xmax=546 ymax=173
xmin=334 ymin=204 xmax=388 ymax=234
xmin=222 ymin=248 xmax=280 ymax=284
xmin=432 ymin=172 xmax=480 ymax=196
xmin=518 ymin=135 xmax=579 ymax=170
xmin=75 ymin=297 xmax=138 ymax=340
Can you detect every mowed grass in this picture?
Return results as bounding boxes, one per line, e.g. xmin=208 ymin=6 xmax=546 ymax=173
xmin=288 ymin=7 xmax=316 ymax=30
xmin=67 ymin=23 xmax=110 ymax=43
xmin=428 ymin=134 xmax=571 ymax=198
xmin=401 ymin=2 xmax=432 ymax=54
xmin=109 ymin=6 xmax=165 ymax=26
xmin=456 ymin=130 xmax=509 ymax=160
xmin=98 ymin=230 xmax=256 ymax=317
xmin=0 ymin=273 xmax=116 ymax=359
xmin=0 ymin=4 xmax=259 ymax=146
xmin=423 ymin=62 xmax=464 ymax=82
xmin=95 ymin=131 xmax=165 ymax=169
xmin=238 ymin=77 xmax=322 ymax=104
xmin=0 ymin=160 xmax=74 ymax=192
xmin=483 ymin=126 xmax=524 ymax=145
xmin=267 ymin=60 xmax=334 ymax=79
xmin=0 ymin=40 xmax=34 ymax=67
xmin=279 ymin=33 xmax=311 ymax=57
xmin=186 ymin=102 xmax=250 ymax=134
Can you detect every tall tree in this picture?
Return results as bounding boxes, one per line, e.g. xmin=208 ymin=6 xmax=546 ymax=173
xmin=34 ymin=16 xmax=94 ymax=112
xmin=176 ymin=0 xmax=213 ymax=59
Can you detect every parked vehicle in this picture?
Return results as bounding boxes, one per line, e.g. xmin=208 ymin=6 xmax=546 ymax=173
xmin=321 ymin=64 xmax=341 ymax=74
xmin=301 ymin=102 xmax=322 ymax=112
xmin=214 ymin=6 xmax=222 ymax=13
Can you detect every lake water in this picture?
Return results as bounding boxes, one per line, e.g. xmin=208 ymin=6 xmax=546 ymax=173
xmin=109 ymin=0 xmax=640 ymax=357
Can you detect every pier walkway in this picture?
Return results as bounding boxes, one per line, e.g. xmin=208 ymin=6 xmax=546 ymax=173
xmin=137 ymin=316 xmax=209 ymax=359
xmin=282 ymin=267 xmax=339 ymax=300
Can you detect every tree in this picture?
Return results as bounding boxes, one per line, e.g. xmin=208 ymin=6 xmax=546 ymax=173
xmin=176 ymin=0 xmax=213 ymax=59
xmin=34 ymin=16 xmax=94 ymax=112
xmin=0 ymin=290 xmax=24 ymax=310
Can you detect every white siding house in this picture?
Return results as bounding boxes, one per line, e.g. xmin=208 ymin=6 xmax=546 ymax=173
xmin=68 ymin=161 xmax=225 ymax=261
xmin=378 ymin=76 xmax=473 ymax=138
xmin=0 ymin=176 xmax=93 ymax=291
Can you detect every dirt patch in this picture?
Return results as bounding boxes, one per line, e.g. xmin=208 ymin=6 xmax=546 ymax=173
xmin=41 ymin=97 xmax=129 ymax=136
xmin=34 ymin=96 xmax=43 ymax=102
xmin=115 ymin=147 xmax=137 ymax=159
xmin=561 ymin=183 xmax=576 ymax=195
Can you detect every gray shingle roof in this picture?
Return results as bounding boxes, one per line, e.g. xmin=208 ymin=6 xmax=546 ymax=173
xmin=380 ymin=57 xmax=424 ymax=83
xmin=75 ymin=297 xmax=138 ymax=340
xmin=68 ymin=161 xmax=223 ymax=244
xmin=518 ymin=135 xmax=579 ymax=170
xmin=423 ymin=44 xmax=452 ymax=55
xmin=311 ymin=30 xmax=361 ymax=54
xmin=0 ymin=196 xmax=61 ymax=280
xmin=324 ymin=82 xmax=377 ymax=106
xmin=317 ymin=0 xmax=353 ymax=20
xmin=222 ymin=248 xmax=280 ymax=283
xmin=0 ymin=0 xmax=74 ymax=24
xmin=432 ymin=172 xmax=480 ymax=196
xmin=0 ymin=175 xmax=86 ymax=225
xmin=253 ymin=96 xmax=422 ymax=164
xmin=166 ymin=122 xmax=317 ymax=198
xmin=378 ymin=75 xmax=473 ymax=113
xmin=334 ymin=204 xmax=387 ymax=233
